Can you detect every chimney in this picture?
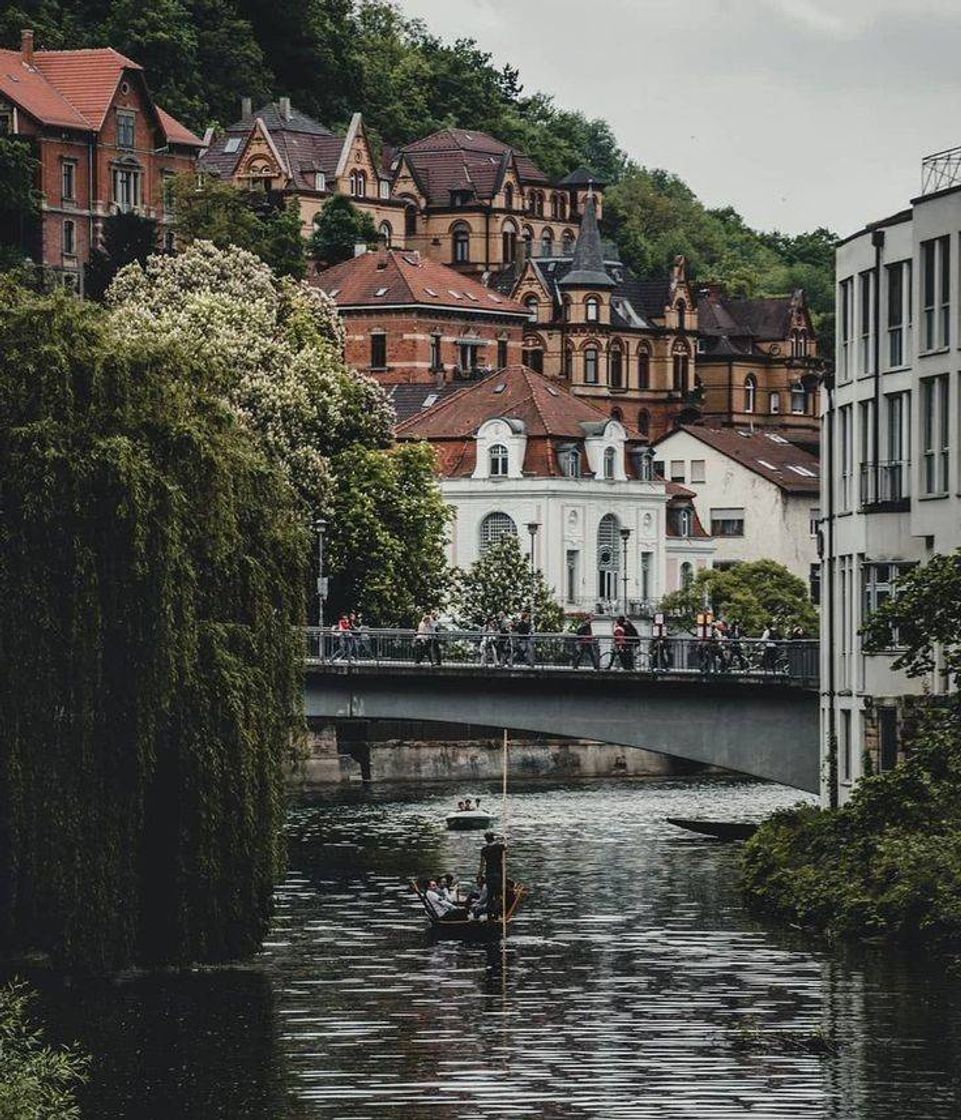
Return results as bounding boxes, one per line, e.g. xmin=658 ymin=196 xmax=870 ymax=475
xmin=241 ymin=96 xmax=252 ymax=118
xmin=20 ymin=28 xmax=34 ymax=65
xmin=279 ymin=96 xmax=292 ymax=121
xmin=354 ymin=241 xmax=368 ymax=257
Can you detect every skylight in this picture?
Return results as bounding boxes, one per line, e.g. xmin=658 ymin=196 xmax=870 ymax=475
xmin=448 ymin=289 xmax=463 ymax=299
xmin=787 ymin=464 xmax=817 ymax=477
xmin=494 ymin=383 xmax=507 ymax=394
xmin=421 ymin=393 xmax=438 ymax=409
xmin=547 ymin=386 xmax=559 ymax=396
xmin=375 ymin=287 xmax=388 ymax=296
xmin=328 ymin=288 xmax=340 ymax=297
xmin=757 ymin=459 xmax=779 ymax=471
xmin=465 ymin=292 xmax=479 ymax=301
xmin=424 ymin=287 xmax=438 ymax=296
xmin=766 ymin=433 xmax=789 ymax=444
xmin=488 ymin=295 xmax=502 ymax=303
xmin=224 ymin=137 xmax=241 ymax=153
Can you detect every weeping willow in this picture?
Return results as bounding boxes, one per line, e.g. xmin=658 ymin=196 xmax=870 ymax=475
xmin=0 ymin=285 xmax=307 ymax=971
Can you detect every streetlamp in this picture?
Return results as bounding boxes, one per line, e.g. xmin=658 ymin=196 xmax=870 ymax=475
xmin=314 ymin=516 xmax=328 ymax=660
xmin=619 ymin=526 xmax=632 ymax=617
xmin=526 ymin=521 xmax=540 ymax=628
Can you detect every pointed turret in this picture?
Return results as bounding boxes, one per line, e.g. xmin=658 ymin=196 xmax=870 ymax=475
xmin=560 ymin=196 xmax=615 ymax=288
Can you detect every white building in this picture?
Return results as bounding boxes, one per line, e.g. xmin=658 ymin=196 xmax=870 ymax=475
xmin=395 ymin=365 xmax=714 ymax=617
xmin=652 ymin=425 xmax=820 ymax=586
xmin=825 ymin=146 xmax=961 ymax=805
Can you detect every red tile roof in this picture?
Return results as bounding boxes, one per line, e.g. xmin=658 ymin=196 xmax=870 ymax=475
xmin=657 ymin=425 xmax=821 ymax=493
xmin=0 ymin=46 xmax=201 ymax=144
xmin=315 ymin=249 xmax=528 ymax=316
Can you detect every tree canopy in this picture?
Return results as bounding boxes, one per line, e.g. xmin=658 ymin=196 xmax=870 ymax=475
xmin=84 ymin=210 xmax=158 ymax=300
xmin=309 ymin=194 xmax=379 ymax=266
xmin=450 ymin=535 xmax=564 ymax=631
xmin=0 ymin=136 xmax=39 ymax=270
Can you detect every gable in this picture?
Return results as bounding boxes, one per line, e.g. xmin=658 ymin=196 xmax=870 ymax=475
xmin=235 ymin=118 xmax=288 ymax=182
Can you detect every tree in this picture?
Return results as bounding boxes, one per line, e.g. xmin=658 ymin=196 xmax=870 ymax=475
xmin=451 ymin=535 xmax=564 ymax=631
xmin=660 ymin=560 xmax=817 ymax=636
xmin=0 ymin=137 xmax=39 ymax=270
xmin=169 ymin=174 xmax=306 ymax=278
xmin=0 ymin=281 xmax=307 ymax=970
xmin=309 ymin=194 xmax=380 ymax=266
xmin=84 ymin=210 xmax=158 ymax=300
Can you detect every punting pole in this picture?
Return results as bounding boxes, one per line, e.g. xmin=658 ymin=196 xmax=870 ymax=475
xmin=501 ymin=727 xmax=508 ymax=943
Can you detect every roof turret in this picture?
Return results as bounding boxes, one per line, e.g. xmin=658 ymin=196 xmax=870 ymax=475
xmin=559 ymin=196 xmax=615 ymax=289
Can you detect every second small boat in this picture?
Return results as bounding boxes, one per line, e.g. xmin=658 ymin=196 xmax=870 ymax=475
xmin=446 ymin=808 xmax=493 ymax=831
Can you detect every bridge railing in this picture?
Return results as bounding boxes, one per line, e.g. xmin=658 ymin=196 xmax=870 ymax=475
xmin=304 ymin=628 xmax=819 ymax=687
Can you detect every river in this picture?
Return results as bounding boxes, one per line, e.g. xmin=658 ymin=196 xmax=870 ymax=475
xmin=35 ymin=777 xmax=961 ymax=1118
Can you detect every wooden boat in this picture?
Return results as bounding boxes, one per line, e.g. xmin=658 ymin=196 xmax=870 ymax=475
xmin=445 ymin=809 xmax=493 ymax=831
xmin=667 ymin=817 xmax=758 ymax=842
xmin=410 ymin=880 xmax=528 ymax=940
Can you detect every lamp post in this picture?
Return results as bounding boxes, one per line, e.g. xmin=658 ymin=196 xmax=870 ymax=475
xmin=314 ymin=516 xmax=327 ymax=660
xmin=619 ymin=526 xmax=632 ymax=617
xmin=526 ymin=521 xmax=540 ymax=628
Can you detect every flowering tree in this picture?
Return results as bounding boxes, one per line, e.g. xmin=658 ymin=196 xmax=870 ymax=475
xmin=106 ymin=241 xmax=448 ymax=624
xmin=450 ymin=535 xmax=563 ymax=630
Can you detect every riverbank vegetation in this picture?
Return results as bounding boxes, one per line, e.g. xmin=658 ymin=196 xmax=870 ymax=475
xmin=743 ymin=552 xmax=961 ymax=952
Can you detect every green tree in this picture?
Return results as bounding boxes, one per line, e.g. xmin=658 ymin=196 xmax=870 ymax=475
xmin=0 ymin=136 xmax=39 ymax=270
xmin=451 ymin=535 xmax=563 ymax=631
xmin=308 ymin=194 xmax=379 ymax=266
xmin=0 ymin=281 xmax=307 ymax=970
xmin=661 ymin=560 xmax=817 ymax=636
xmin=84 ymin=210 xmax=158 ymax=300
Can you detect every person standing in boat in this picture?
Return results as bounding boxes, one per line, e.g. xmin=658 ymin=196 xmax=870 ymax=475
xmin=478 ymin=832 xmax=506 ymax=918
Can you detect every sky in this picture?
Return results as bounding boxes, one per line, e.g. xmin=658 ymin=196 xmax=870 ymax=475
xmin=397 ymin=0 xmax=961 ymax=237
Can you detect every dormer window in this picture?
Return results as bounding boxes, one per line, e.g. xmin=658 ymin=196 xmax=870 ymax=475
xmin=489 ymin=444 xmax=509 ymax=477
xmin=585 ymin=296 xmax=600 ymax=323
xmin=349 ymin=169 xmax=367 ymax=197
xmin=564 ymin=448 xmax=582 ymax=478
xmin=603 ymin=446 xmax=616 ymax=479
xmin=524 ymin=295 xmax=539 ymax=322
xmin=314 ymin=171 xmax=326 ymax=191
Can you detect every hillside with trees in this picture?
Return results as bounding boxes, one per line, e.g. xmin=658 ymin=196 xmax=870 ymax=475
xmin=1 ymin=1 xmax=837 ymax=345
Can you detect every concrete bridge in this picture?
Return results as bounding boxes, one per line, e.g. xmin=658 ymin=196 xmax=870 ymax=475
xmin=303 ymin=632 xmax=820 ymax=792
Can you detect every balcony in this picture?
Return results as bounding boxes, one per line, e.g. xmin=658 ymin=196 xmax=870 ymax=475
xmin=922 ymin=146 xmax=961 ymax=195
xmin=859 ymin=461 xmax=910 ymax=512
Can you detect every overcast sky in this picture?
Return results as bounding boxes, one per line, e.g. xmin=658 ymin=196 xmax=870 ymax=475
xmin=398 ymin=0 xmax=961 ymax=237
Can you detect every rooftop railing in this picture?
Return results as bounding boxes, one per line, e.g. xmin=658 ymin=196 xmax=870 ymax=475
xmin=921 ymin=146 xmax=961 ymax=195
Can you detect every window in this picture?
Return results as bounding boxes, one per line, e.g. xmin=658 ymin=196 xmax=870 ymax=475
xmin=370 ymin=332 xmax=387 ymax=369
xmin=0 ymin=106 xmax=12 ymax=134
xmin=163 ymin=229 xmax=175 ymax=253
xmin=430 ymin=333 xmax=442 ymax=371
xmin=460 ymin=342 xmax=480 ymax=372
xmin=314 ymin=171 xmax=326 ymax=192
xmin=841 ymin=709 xmax=852 ymax=782
xmin=669 ymin=460 xmax=685 ymax=483
xmin=379 ymin=221 xmax=392 ymax=247
xmin=690 ymin=459 xmax=705 ymax=484
xmin=404 ymin=203 xmax=417 ymax=237
xmin=452 ymin=223 xmax=470 ymax=263
xmin=564 ymin=448 xmax=582 ymax=478
xmin=921 ymin=236 xmax=950 ymax=350
xmin=562 ymin=229 xmax=575 ymax=255
xmin=112 ymin=167 xmax=141 ymax=211
xmin=522 ymin=343 xmax=543 ymax=373
xmin=680 ymin=561 xmax=694 ymax=588
xmin=496 ymin=338 xmax=507 ymax=369
xmin=609 ymin=344 xmax=623 ymax=389
xmin=479 ymin=512 xmax=517 ymax=553
xmin=637 ymin=347 xmax=650 ymax=390
xmin=489 ymin=444 xmax=509 ymax=477
xmin=349 ymin=169 xmax=367 ymax=197
xmin=769 ymin=390 xmax=780 ymax=414
xmin=562 ymin=345 xmax=573 ymax=378
xmin=862 ymin=563 xmax=914 ymax=648
xmin=585 ymin=296 xmax=600 ymax=322
xmin=791 ymin=382 xmax=806 ymax=414
xmin=640 ymin=551 xmax=652 ymax=601
xmin=524 ymin=295 xmax=539 ymax=322
xmin=62 ymin=219 xmax=75 ymax=256
xmin=116 ymin=110 xmax=135 ymax=149
xmin=61 ymin=160 xmax=76 ymax=201
xmin=744 ymin=374 xmax=757 ymax=413
xmin=379 ymin=179 xmax=390 ymax=200
xmin=859 ymin=269 xmax=874 ymax=374
xmin=809 ymin=507 xmax=820 ymax=537
xmin=597 ymin=514 xmax=621 ymax=601
xmin=502 ymin=222 xmax=517 ymax=263
xmin=885 ymin=391 xmax=909 ymax=490
xmin=710 ymin=508 xmax=745 ymax=537
xmin=603 ymin=446 xmax=616 ymax=479
xmin=637 ymin=409 xmax=650 ymax=438
xmin=921 ymin=374 xmax=949 ymax=494
xmin=810 ymin=562 xmax=821 ymax=606
xmin=566 ymin=550 xmax=579 ymax=604
xmin=676 ymin=300 xmax=686 ymax=332
xmin=504 ymin=184 xmax=514 ymax=210
xmin=672 ymin=342 xmax=689 ymax=393
xmin=839 ymin=403 xmax=853 ymax=511
xmin=839 ymin=277 xmax=853 ymax=380
xmin=940 ymin=235 xmax=950 ymax=348
xmin=886 ymin=260 xmax=906 ymax=367
xmin=540 ymin=228 xmax=553 ymax=257
xmin=584 ymin=346 xmax=599 ymax=384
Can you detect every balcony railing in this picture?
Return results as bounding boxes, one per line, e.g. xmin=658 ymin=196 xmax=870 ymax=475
xmin=859 ymin=461 xmax=910 ymax=508
xmin=922 ymin=146 xmax=961 ymax=195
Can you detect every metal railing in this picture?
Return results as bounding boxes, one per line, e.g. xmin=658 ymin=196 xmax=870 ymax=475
xmin=859 ymin=461 xmax=910 ymax=507
xmin=922 ymin=146 xmax=961 ymax=195
xmin=305 ymin=628 xmax=819 ymax=686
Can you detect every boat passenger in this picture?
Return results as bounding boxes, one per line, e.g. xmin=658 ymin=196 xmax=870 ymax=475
xmin=456 ymin=800 xmax=466 ymax=812
xmin=424 ymin=879 xmax=468 ymax=922
xmin=469 ymin=875 xmax=488 ymax=918
xmin=463 ymin=797 xmax=474 ymax=811
xmin=440 ymin=873 xmax=458 ymax=902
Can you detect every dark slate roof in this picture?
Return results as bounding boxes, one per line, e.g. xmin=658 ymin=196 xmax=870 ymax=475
xmin=226 ymin=101 xmax=335 ymax=136
xmin=559 ymin=166 xmax=608 ymax=188
xmin=697 ymin=290 xmax=802 ymax=343
xmin=560 ymin=197 xmax=615 ymax=288
xmin=388 ymin=383 xmax=466 ymax=424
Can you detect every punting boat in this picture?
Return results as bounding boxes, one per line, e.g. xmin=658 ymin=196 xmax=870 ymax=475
xmin=445 ymin=808 xmax=493 ymax=831
xmin=667 ymin=817 xmax=758 ymax=842
xmin=410 ymin=880 xmax=528 ymax=940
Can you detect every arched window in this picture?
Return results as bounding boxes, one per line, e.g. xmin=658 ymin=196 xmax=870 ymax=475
xmin=489 ymin=444 xmax=509 ymax=476
xmin=637 ymin=409 xmax=650 ymax=438
xmin=563 ymin=344 xmax=574 ymax=378
xmin=680 ymin=560 xmax=694 ymax=588
xmin=769 ymin=390 xmax=780 ymax=414
xmin=502 ymin=220 xmax=517 ymax=264
xmin=452 ymin=222 xmax=470 ymax=263
xmin=562 ymin=295 xmax=572 ymax=322
xmin=678 ymin=510 xmax=693 ymax=538
xmin=522 ymin=336 xmax=544 ymax=373
xmin=603 ymin=446 xmax=616 ymax=479
xmin=609 ymin=342 xmax=623 ymax=389
xmin=562 ymin=229 xmax=575 ymax=255
xmin=479 ymin=511 xmax=517 ymax=553
xmin=378 ymin=220 xmax=392 ymax=247
xmin=672 ymin=340 xmax=690 ymax=393
xmin=798 ymin=329 xmax=808 ymax=356
xmin=744 ymin=374 xmax=757 ymax=413
xmin=791 ymin=381 xmax=807 ymax=414
xmin=558 ymin=194 xmax=567 ymax=220
xmin=540 ymin=227 xmax=554 ymax=257
xmin=585 ymin=296 xmax=600 ymax=323
xmin=504 ymin=183 xmax=514 ymax=210
xmin=597 ymin=514 xmax=621 ymax=601
xmin=349 ymin=170 xmax=367 ymax=198
xmin=676 ymin=299 xmax=686 ymax=332
xmin=637 ymin=345 xmax=651 ymax=390
xmin=584 ymin=346 xmax=599 ymax=384
xmin=524 ymin=295 xmax=539 ymax=322
xmin=534 ymin=191 xmax=544 ymax=217
xmin=550 ymin=193 xmax=559 ymax=219
xmin=404 ymin=201 xmax=418 ymax=237
xmin=564 ymin=447 xmax=582 ymax=477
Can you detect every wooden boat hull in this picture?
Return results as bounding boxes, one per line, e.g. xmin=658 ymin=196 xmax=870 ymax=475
xmin=411 ymin=881 xmax=528 ymax=938
xmin=445 ymin=812 xmax=493 ymax=831
xmin=667 ymin=817 xmax=758 ymax=841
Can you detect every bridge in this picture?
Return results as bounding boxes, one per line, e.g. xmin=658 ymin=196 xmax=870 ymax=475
xmin=303 ymin=630 xmax=820 ymax=793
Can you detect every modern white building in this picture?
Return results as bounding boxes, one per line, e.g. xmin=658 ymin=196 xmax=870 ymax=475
xmin=824 ymin=146 xmax=961 ymax=805
xmin=652 ymin=425 xmax=820 ymax=585
xmin=395 ymin=365 xmax=715 ymax=617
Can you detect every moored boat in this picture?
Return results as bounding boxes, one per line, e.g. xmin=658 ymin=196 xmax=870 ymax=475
xmin=667 ymin=817 xmax=758 ymax=841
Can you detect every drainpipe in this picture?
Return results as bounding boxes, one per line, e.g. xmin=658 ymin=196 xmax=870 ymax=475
xmin=872 ymin=229 xmax=884 ymax=501
xmin=727 ymin=358 xmax=733 ymax=424
xmin=823 ymin=370 xmax=838 ymax=808
xmin=484 ymin=205 xmax=490 ymax=273
xmin=87 ymin=135 xmax=95 ymax=297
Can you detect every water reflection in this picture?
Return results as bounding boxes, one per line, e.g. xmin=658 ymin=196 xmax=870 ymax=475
xmin=26 ymin=778 xmax=961 ymax=1118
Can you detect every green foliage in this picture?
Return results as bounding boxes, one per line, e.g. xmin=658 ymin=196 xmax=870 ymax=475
xmin=660 ymin=560 xmax=817 ymax=636
xmin=0 ymin=282 xmax=307 ymax=970
xmin=170 ymin=174 xmax=306 ymax=278
xmin=451 ymin=535 xmax=564 ymax=631
xmin=0 ymin=981 xmax=88 ymax=1120
xmin=0 ymin=136 xmax=40 ymax=268
xmin=308 ymin=194 xmax=379 ymax=266
xmin=84 ymin=211 xmax=158 ymax=301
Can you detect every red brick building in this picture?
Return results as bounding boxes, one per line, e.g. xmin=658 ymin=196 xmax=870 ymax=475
xmin=0 ymin=29 xmax=202 ymax=291
xmin=314 ymin=248 xmax=528 ymax=387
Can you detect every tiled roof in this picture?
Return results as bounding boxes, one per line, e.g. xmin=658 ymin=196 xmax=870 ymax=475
xmin=226 ymin=101 xmax=335 ymax=135
xmin=560 ymin=197 xmax=615 ymax=289
xmin=697 ymin=291 xmax=801 ymax=342
xmin=388 ymin=383 xmax=468 ymax=424
xmin=314 ymin=249 xmax=528 ymax=315
xmin=0 ymin=46 xmax=201 ymax=143
xmin=657 ymin=425 xmax=820 ymax=493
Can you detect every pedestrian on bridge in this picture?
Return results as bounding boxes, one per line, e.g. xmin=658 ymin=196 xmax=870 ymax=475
xmin=572 ymin=615 xmax=600 ymax=670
